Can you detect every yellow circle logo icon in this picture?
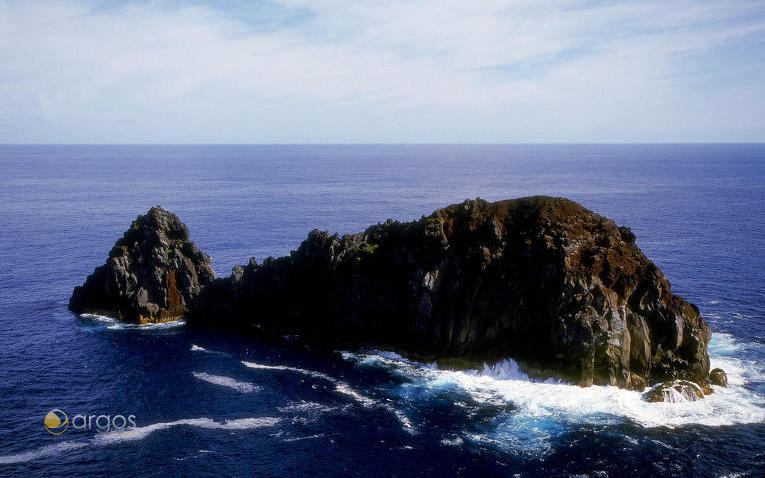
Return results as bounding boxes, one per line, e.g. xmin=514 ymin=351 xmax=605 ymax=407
xmin=44 ymin=409 xmax=68 ymax=436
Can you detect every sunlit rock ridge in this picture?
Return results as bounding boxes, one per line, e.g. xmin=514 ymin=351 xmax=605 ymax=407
xmin=70 ymin=197 xmax=712 ymax=393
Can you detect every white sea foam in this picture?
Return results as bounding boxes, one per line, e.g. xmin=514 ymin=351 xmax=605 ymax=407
xmin=707 ymin=333 xmax=765 ymax=391
xmin=713 ymin=355 xmax=765 ymax=387
xmin=472 ymin=358 xmax=531 ymax=381
xmin=343 ymin=345 xmax=765 ymax=435
xmin=334 ymin=382 xmax=378 ymax=407
xmin=334 ymin=381 xmax=413 ymax=431
xmin=0 ymin=441 xmax=88 ymax=465
xmin=440 ymin=435 xmax=464 ymax=446
xmin=106 ymin=319 xmax=186 ymax=330
xmin=94 ymin=417 xmax=280 ymax=445
xmin=192 ymin=372 xmax=260 ymax=393
xmin=191 ymin=344 xmax=231 ymax=356
xmin=79 ymin=313 xmax=186 ymax=330
xmin=78 ymin=313 xmax=117 ymax=323
xmin=242 ymin=360 xmax=414 ymax=432
xmin=282 ymin=433 xmax=325 ymax=442
xmin=0 ymin=417 xmax=279 ymax=464
xmin=242 ymin=360 xmax=335 ymax=381
xmin=709 ymin=334 xmax=737 ymax=356
xmin=343 ymin=348 xmax=765 ymax=455
xmin=341 ymin=350 xmax=437 ymax=373
xmin=277 ymin=401 xmax=343 ymax=414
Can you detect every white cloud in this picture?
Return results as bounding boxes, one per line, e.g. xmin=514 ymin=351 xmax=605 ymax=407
xmin=0 ymin=0 xmax=763 ymax=142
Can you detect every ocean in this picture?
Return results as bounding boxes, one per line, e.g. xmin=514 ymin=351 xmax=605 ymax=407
xmin=0 ymin=144 xmax=762 ymax=476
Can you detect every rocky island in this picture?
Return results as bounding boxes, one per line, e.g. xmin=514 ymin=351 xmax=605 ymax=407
xmin=69 ymin=206 xmax=216 ymax=323
xmin=70 ymin=197 xmax=721 ymax=399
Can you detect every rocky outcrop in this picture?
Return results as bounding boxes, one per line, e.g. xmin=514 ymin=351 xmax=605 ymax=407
xmin=69 ymin=197 xmax=712 ymax=392
xmin=710 ymin=368 xmax=728 ymax=387
xmin=69 ymin=206 xmax=216 ymax=323
xmin=643 ymin=380 xmax=705 ymax=403
xmin=189 ymin=196 xmax=711 ymax=390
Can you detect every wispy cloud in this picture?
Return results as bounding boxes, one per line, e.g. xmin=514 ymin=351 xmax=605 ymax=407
xmin=0 ymin=0 xmax=763 ymax=142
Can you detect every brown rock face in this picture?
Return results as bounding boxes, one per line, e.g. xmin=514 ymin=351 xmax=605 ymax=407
xmin=190 ymin=196 xmax=711 ymax=389
xmin=710 ymin=368 xmax=728 ymax=387
xmin=69 ymin=206 xmax=216 ymax=323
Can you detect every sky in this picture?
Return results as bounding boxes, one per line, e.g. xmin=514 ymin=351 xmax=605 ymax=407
xmin=0 ymin=0 xmax=764 ymax=143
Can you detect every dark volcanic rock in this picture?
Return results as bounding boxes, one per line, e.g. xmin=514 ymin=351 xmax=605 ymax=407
xmin=643 ymin=380 xmax=704 ymax=403
xmin=69 ymin=206 xmax=216 ymax=323
xmin=190 ymin=196 xmax=711 ymax=389
xmin=710 ymin=368 xmax=728 ymax=387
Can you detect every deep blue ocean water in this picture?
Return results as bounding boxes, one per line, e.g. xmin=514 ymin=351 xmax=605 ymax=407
xmin=0 ymin=144 xmax=763 ymax=477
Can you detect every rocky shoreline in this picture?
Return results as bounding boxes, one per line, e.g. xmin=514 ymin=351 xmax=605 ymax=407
xmin=69 ymin=197 xmax=722 ymax=399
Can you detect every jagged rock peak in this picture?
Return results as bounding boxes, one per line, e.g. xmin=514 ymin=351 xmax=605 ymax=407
xmin=69 ymin=206 xmax=215 ymax=323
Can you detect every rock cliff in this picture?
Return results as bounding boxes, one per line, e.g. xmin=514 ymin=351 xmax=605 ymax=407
xmin=189 ymin=196 xmax=711 ymax=389
xmin=70 ymin=197 xmax=713 ymax=392
xmin=69 ymin=206 xmax=216 ymax=323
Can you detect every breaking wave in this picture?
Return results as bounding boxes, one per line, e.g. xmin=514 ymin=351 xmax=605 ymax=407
xmin=341 ymin=334 xmax=765 ymax=453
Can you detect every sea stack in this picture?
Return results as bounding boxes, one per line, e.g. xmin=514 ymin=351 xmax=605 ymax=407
xmin=69 ymin=206 xmax=216 ymax=323
xmin=71 ymin=197 xmax=714 ymax=395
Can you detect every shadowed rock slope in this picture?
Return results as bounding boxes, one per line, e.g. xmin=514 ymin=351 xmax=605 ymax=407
xmin=69 ymin=206 xmax=216 ymax=323
xmin=189 ymin=196 xmax=711 ymax=390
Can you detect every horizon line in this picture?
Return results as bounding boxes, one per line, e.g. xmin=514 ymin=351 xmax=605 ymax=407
xmin=1 ymin=142 xmax=764 ymax=146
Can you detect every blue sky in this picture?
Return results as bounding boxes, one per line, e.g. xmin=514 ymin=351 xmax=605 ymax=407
xmin=1 ymin=0 xmax=764 ymax=143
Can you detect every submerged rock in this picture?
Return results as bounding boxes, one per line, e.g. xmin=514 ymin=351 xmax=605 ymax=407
xmin=643 ymin=380 xmax=704 ymax=403
xmin=189 ymin=196 xmax=711 ymax=390
xmin=69 ymin=206 xmax=216 ymax=323
xmin=710 ymin=368 xmax=728 ymax=387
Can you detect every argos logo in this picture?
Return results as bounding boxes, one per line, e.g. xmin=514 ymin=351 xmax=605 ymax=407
xmin=44 ymin=409 xmax=136 ymax=435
